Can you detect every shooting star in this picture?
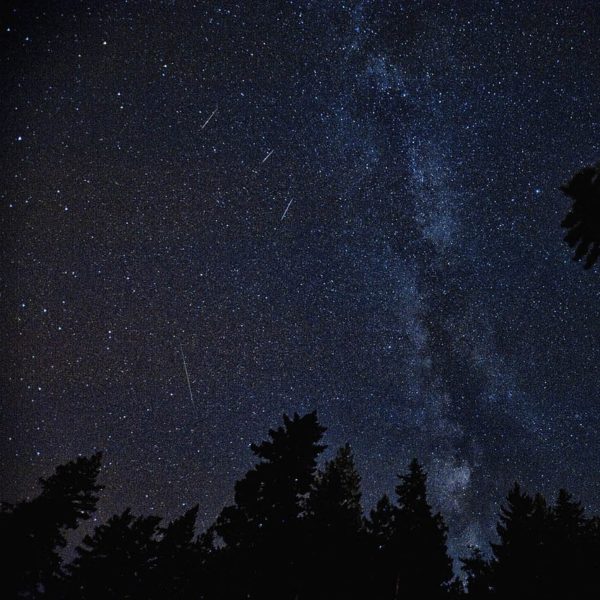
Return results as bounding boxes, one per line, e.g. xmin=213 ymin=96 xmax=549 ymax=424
xmin=280 ymin=198 xmax=293 ymax=221
xmin=178 ymin=343 xmax=197 ymax=411
xmin=262 ymin=149 xmax=274 ymax=163
xmin=201 ymin=106 xmax=218 ymax=129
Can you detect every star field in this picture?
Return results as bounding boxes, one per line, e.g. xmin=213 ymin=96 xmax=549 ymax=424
xmin=2 ymin=0 xmax=600 ymax=558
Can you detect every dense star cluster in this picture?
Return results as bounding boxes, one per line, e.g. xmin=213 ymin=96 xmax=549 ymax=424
xmin=2 ymin=0 xmax=600 ymax=559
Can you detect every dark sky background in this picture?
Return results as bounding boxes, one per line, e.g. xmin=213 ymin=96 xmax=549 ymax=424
xmin=2 ymin=0 xmax=600 ymax=559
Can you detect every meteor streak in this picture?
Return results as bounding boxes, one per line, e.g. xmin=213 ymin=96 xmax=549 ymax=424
xmin=179 ymin=343 xmax=196 ymax=410
xmin=280 ymin=198 xmax=293 ymax=221
xmin=201 ymin=106 xmax=218 ymax=129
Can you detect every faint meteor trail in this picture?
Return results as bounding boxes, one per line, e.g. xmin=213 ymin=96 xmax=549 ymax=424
xmin=262 ymin=149 xmax=274 ymax=163
xmin=178 ymin=343 xmax=196 ymax=411
xmin=201 ymin=106 xmax=218 ymax=129
xmin=280 ymin=198 xmax=293 ymax=220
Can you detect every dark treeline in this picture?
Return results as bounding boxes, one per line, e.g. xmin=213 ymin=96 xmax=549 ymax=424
xmin=4 ymin=412 xmax=600 ymax=599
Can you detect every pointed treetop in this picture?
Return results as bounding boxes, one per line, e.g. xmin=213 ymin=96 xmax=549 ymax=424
xmin=251 ymin=411 xmax=327 ymax=462
xmin=38 ymin=452 xmax=104 ymax=529
xmin=395 ymin=458 xmax=429 ymax=514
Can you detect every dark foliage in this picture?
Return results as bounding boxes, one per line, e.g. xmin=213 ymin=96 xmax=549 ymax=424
xmin=561 ymin=161 xmax=600 ymax=268
xmin=212 ymin=411 xmax=327 ymax=600
xmin=304 ymin=444 xmax=365 ymax=600
xmin=365 ymin=459 xmax=453 ymax=598
xmin=0 ymin=452 xmax=103 ymax=598
xmin=462 ymin=484 xmax=600 ymax=598
xmin=5 ymin=413 xmax=600 ymax=599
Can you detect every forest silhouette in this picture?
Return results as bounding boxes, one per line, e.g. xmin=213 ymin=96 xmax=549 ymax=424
xmin=4 ymin=411 xmax=600 ymax=598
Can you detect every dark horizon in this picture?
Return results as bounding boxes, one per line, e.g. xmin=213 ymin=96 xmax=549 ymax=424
xmin=2 ymin=0 xmax=600 ymax=567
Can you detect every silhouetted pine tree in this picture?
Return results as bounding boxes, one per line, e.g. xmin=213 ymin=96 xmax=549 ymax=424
xmin=464 ymin=485 xmax=600 ymax=597
xmin=489 ymin=484 xmax=548 ymax=596
xmin=544 ymin=488 xmax=600 ymax=597
xmin=547 ymin=489 xmax=584 ymax=594
xmin=0 ymin=452 xmax=103 ymax=598
xmin=582 ymin=515 xmax=600 ymax=595
xmin=561 ymin=161 xmax=600 ymax=268
xmin=66 ymin=509 xmax=161 ymax=599
xmin=365 ymin=494 xmax=397 ymax=597
xmin=151 ymin=506 xmax=202 ymax=599
xmin=365 ymin=460 xmax=453 ymax=599
xmin=461 ymin=546 xmax=492 ymax=598
xmin=392 ymin=459 xmax=453 ymax=598
xmin=367 ymin=494 xmax=395 ymax=542
xmin=212 ymin=411 xmax=326 ymax=600
xmin=304 ymin=444 xmax=364 ymax=599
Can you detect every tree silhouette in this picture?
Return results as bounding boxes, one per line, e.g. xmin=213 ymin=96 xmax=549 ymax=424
xmin=307 ymin=444 xmax=362 ymax=540
xmin=0 ymin=452 xmax=103 ymax=598
xmin=489 ymin=483 xmax=548 ymax=595
xmin=66 ymin=509 xmax=161 ymax=599
xmin=152 ymin=506 xmax=202 ymax=599
xmin=544 ymin=488 xmax=600 ymax=597
xmin=367 ymin=493 xmax=396 ymax=545
xmin=7 ymin=413 xmax=600 ymax=598
xmin=305 ymin=444 xmax=364 ymax=600
xmin=366 ymin=493 xmax=398 ymax=597
xmin=461 ymin=546 xmax=492 ymax=598
xmin=213 ymin=411 xmax=327 ymax=600
xmin=461 ymin=483 xmax=600 ymax=597
xmin=65 ymin=505 xmax=211 ymax=600
xmin=561 ymin=161 xmax=600 ymax=268
xmin=366 ymin=459 xmax=453 ymax=599
xmin=393 ymin=459 xmax=453 ymax=598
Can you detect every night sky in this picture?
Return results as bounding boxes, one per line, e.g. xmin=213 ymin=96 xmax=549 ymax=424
xmin=2 ymin=0 xmax=600 ymax=558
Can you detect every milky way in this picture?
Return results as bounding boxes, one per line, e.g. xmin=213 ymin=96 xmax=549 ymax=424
xmin=2 ymin=0 xmax=600 ymax=558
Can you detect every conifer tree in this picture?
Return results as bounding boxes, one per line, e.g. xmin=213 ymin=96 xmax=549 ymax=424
xmin=66 ymin=509 xmax=161 ymax=600
xmin=365 ymin=494 xmax=397 ymax=598
xmin=213 ymin=411 xmax=326 ymax=600
xmin=366 ymin=493 xmax=396 ymax=547
xmin=309 ymin=444 xmax=362 ymax=532
xmin=365 ymin=460 xmax=452 ymax=599
xmin=392 ymin=459 xmax=453 ymax=598
xmin=545 ymin=489 xmax=591 ymax=597
xmin=152 ymin=506 xmax=201 ymax=599
xmin=305 ymin=444 xmax=364 ymax=599
xmin=581 ymin=515 xmax=600 ymax=596
xmin=489 ymin=484 xmax=548 ymax=595
xmin=461 ymin=546 xmax=492 ymax=598
xmin=561 ymin=161 xmax=600 ymax=268
xmin=0 ymin=452 xmax=103 ymax=598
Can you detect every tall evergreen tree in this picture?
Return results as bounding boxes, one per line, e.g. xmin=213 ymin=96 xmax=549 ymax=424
xmin=365 ymin=494 xmax=397 ymax=598
xmin=545 ymin=489 xmax=598 ymax=597
xmin=305 ymin=444 xmax=364 ymax=600
xmin=66 ymin=509 xmax=161 ymax=600
xmin=489 ymin=484 xmax=548 ymax=596
xmin=0 ymin=452 xmax=103 ymax=598
xmin=213 ymin=411 xmax=326 ymax=600
xmin=366 ymin=493 xmax=396 ymax=547
xmin=152 ymin=506 xmax=201 ymax=599
xmin=461 ymin=546 xmax=492 ymax=598
xmin=392 ymin=459 xmax=453 ymax=598
xmin=581 ymin=515 xmax=600 ymax=596
xmin=365 ymin=459 xmax=453 ymax=599
xmin=308 ymin=444 xmax=362 ymax=532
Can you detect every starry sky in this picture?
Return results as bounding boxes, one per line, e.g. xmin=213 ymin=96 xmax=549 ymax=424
xmin=2 ymin=0 xmax=600 ymax=558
